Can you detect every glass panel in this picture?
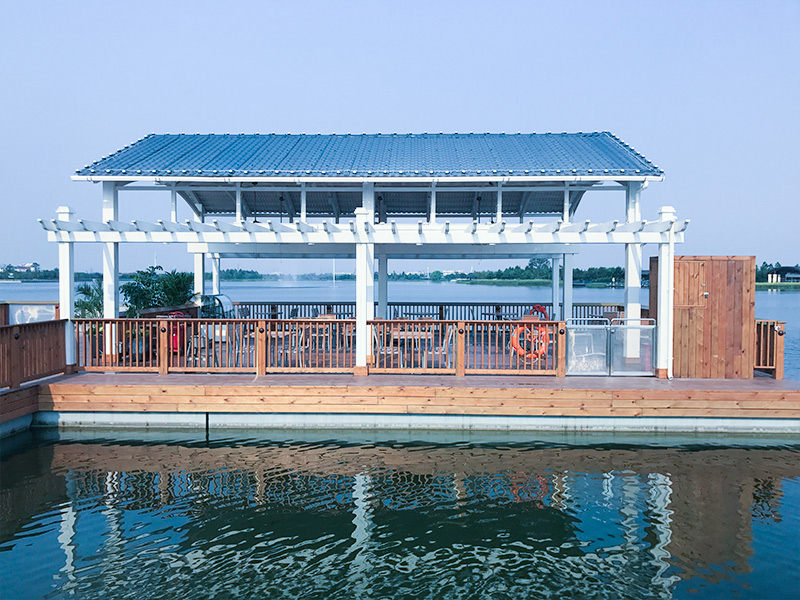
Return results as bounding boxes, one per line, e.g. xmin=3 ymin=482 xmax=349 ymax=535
xmin=566 ymin=321 xmax=609 ymax=376
xmin=10 ymin=304 xmax=57 ymax=324
xmin=609 ymin=322 xmax=656 ymax=376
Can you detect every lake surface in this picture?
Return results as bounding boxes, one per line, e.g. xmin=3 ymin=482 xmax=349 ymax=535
xmin=2 ymin=280 xmax=797 ymax=379
xmin=1 ymin=431 xmax=799 ymax=599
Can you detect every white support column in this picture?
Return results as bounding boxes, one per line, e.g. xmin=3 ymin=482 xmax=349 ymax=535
xmin=563 ymin=253 xmax=573 ymax=322
xmin=362 ymin=181 xmax=375 ymax=216
xmin=496 ymin=184 xmax=503 ymax=223
xmin=211 ymin=257 xmax=221 ymax=295
xmin=551 ymin=256 xmax=561 ymax=321
xmin=624 ymin=182 xmax=643 ymax=358
xmin=656 ymin=206 xmax=677 ymax=378
xmin=101 ymin=182 xmax=119 ymax=319
xmin=300 ymin=183 xmax=307 ymax=222
xmin=56 ymin=206 xmax=76 ymax=367
xmin=355 ymin=207 xmax=374 ymax=373
xmin=562 ymin=185 xmax=570 ymax=223
xmin=377 ymin=251 xmax=388 ymax=319
xmin=193 ymin=210 xmax=206 ymax=296
xmin=429 ymin=183 xmax=437 ymax=224
xmin=235 ymin=184 xmax=243 ymax=223
xmin=170 ymin=187 xmax=178 ymax=223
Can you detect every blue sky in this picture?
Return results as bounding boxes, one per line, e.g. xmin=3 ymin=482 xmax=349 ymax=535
xmin=1 ymin=1 xmax=798 ymax=274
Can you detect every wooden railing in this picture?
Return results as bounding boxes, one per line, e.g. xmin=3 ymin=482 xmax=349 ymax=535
xmin=370 ymin=320 xmax=457 ymax=374
xmin=0 ymin=320 xmax=67 ymax=389
xmin=234 ymin=301 xmax=623 ymax=321
xmin=75 ymin=318 xmax=357 ymax=374
xmin=755 ymin=320 xmax=785 ymax=379
xmin=464 ymin=320 xmax=564 ymax=375
xmin=74 ymin=318 xmax=565 ymax=376
xmin=369 ymin=319 xmax=565 ymax=376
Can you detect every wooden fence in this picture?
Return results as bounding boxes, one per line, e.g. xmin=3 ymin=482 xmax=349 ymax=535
xmin=75 ymin=318 xmax=358 ymax=375
xmin=73 ymin=318 xmax=565 ymax=376
xmin=754 ymin=320 xmax=785 ymax=379
xmin=0 ymin=320 xmax=67 ymax=389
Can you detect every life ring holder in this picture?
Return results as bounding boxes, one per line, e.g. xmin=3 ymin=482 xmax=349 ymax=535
xmin=510 ymin=305 xmax=550 ymax=360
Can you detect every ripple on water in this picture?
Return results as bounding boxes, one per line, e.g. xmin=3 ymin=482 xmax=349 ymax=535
xmin=1 ymin=435 xmax=799 ymax=599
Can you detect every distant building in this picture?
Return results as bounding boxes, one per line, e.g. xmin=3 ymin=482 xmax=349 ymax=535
xmin=767 ymin=266 xmax=800 ymax=283
xmin=10 ymin=262 xmax=40 ymax=273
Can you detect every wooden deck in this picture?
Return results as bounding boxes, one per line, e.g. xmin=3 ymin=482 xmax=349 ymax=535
xmin=3 ymin=371 xmax=795 ymax=422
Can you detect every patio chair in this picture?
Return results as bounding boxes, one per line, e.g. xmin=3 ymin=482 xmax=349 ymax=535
xmin=266 ymin=320 xmax=307 ymax=367
xmin=436 ymin=323 xmax=456 ymax=369
xmin=372 ymin=321 xmax=405 ymax=368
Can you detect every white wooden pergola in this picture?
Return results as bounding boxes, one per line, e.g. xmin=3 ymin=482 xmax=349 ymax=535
xmin=42 ymin=133 xmax=686 ymax=377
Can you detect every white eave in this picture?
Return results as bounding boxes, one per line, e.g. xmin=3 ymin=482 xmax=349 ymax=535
xmin=71 ymin=174 xmax=664 ymax=184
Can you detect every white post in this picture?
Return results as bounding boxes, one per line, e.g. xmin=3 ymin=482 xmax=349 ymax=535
xmin=300 ymin=183 xmax=307 ymax=221
xmin=101 ymin=182 xmax=119 ymax=319
xmin=56 ymin=206 xmax=76 ymax=367
xmin=563 ymin=253 xmax=573 ymax=322
xmin=656 ymin=206 xmax=677 ymax=378
xmin=496 ymin=184 xmax=503 ymax=223
xmin=170 ymin=187 xmax=178 ymax=222
xmin=624 ymin=183 xmax=643 ymax=359
xmin=235 ymin=184 xmax=243 ymax=223
xmin=362 ymin=181 xmax=375 ymax=215
xmin=429 ymin=183 xmax=437 ymax=224
xmin=551 ymin=256 xmax=561 ymax=320
xmin=193 ymin=211 xmax=206 ymax=296
xmin=377 ymin=251 xmax=388 ymax=319
xmin=562 ymin=185 xmax=570 ymax=223
xmin=211 ymin=257 xmax=221 ymax=295
xmin=355 ymin=207 xmax=374 ymax=373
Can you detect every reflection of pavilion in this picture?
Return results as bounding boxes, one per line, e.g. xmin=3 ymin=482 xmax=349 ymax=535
xmin=3 ymin=441 xmax=796 ymax=595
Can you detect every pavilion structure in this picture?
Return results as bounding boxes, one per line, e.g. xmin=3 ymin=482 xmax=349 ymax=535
xmin=42 ymin=132 xmax=687 ymax=377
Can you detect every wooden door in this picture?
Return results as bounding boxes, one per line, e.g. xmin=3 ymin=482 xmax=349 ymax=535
xmin=650 ymin=256 xmax=755 ymax=378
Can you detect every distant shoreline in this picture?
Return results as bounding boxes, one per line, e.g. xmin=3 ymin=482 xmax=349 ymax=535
xmin=755 ymin=282 xmax=800 ymax=290
xmin=457 ymin=279 xmax=552 ymax=287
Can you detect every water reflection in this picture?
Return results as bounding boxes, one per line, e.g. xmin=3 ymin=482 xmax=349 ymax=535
xmin=1 ymin=432 xmax=799 ymax=599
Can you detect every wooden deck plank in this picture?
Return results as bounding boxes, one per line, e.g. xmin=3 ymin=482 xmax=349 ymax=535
xmin=19 ymin=371 xmax=800 ymax=422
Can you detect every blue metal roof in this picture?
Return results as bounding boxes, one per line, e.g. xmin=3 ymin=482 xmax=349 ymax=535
xmin=76 ymin=132 xmax=662 ymax=178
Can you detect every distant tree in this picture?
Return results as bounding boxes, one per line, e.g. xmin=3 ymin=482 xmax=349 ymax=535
xmin=430 ymin=270 xmax=443 ymax=282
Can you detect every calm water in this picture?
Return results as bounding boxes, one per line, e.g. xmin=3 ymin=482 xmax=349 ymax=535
xmin=1 ymin=431 xmax=799 ymax=599
xmin=1 ymin=280 xmax=797 ymax=379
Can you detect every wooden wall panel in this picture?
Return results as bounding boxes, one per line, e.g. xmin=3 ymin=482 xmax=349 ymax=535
xmin=33 ymin=380 xmax=800 ymax=419
xmin=650 ymin=256 xmax=756 ymax=379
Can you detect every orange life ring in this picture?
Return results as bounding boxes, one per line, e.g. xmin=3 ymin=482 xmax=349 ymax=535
xmin=510 ymin=323 xmax=549 ymax=359
xmin=528 ymin=305 xmax=549 ymax=320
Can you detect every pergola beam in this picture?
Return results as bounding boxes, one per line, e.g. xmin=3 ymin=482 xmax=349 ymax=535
xmin=42 ymin=217 xmax=688 ymax=245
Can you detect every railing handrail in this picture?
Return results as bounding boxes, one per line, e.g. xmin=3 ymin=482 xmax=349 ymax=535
xmin=1 ymin=318 xmax=68 ymax=330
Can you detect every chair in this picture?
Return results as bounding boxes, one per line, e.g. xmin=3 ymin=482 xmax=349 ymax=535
xmin=436 ymin=323 xmax=456 ymax=369
xmin=265 ymin=318 xmax=306 ymax=367
xmin=372 ymin=321 xmax=405 ymax=368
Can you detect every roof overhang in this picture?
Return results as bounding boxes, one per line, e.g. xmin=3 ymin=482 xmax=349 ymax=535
xmin=72 ymin=175 xmax=663 ymax=184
